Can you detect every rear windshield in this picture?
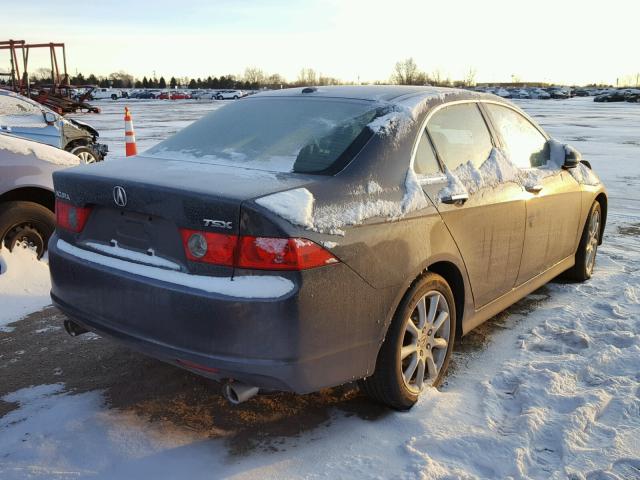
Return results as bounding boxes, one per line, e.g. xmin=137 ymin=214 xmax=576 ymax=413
xmin=147 ymin=97 xmax=384 ymax=174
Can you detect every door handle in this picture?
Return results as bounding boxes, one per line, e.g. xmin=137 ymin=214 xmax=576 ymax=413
xmin=441 ymin=193 xmax=469 ymax=205
xmin=525 ymin=184 xmax=543 ymax=194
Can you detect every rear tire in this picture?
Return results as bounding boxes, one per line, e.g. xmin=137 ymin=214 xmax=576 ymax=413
xmin=564 ymin=201 xmax=602 ymax=281
xmin=360 ymin=272 xmax=456 ymax=410
xmin=0 ymin=201 xmax=55 ymax=259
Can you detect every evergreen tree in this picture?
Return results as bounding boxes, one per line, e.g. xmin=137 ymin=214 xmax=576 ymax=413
xmin=159 ymin=76 xmax=166 ymax=88
xmin=169 ymin=76 xmax=177 ymax=88
xmin=142 ymin=76 xmax=149 ymax=88
xmin=188 ymin=78 xmax=197 ymax=89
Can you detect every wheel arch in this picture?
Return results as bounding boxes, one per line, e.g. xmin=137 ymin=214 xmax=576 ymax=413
xmin=594 ymin=192 xmax=607 ymax=245
xmin=427 ymin=260 xmax=466 ymax=339
xmin=0 ymin=187 xmax=55 ymax=213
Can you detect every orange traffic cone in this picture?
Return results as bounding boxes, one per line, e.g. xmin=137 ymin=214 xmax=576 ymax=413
xmin=124 ymin=107 xmax=138 ymax=157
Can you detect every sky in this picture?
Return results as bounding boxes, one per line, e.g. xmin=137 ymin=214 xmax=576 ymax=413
xmin=2 ymin=0 xmax=639 ymax=85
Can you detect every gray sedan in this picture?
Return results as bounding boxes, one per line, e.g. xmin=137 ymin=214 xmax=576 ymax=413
xmin=48 ymin=86 xmax=607 ymax=409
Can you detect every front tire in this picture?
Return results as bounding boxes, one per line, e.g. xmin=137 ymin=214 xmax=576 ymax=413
xmin=565 ymin=201 xmax=602 ymax=281
xmin=360 ymin=272 xmax=456 ymax=410
xmin=70 ymin=146 xmax=99 ymax=164
xmin=0 ymin=201 xmax=55 ymax=259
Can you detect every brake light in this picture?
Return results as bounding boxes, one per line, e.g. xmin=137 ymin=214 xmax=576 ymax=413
xmin=180 ymin=228 xmax=237 ymax=266
xmin=55 ymin=199 xmax=92 ymax=233
xmin=237 ymin=236 xmax=338 ymax=270
xmin=179 ymin=229 xmax=338 ymax=270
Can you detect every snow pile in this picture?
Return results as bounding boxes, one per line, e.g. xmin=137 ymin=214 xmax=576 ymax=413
xmin=548 ymin=138 xmax=601 ymax=186
xmin=57 ymin=240 xmax=294 ymax=299
xmin=569 ymin=162 xmax=601 ymax=186
xmin=85 ymin=241 xmax=181 ymax=271
xmin=255 ymin=188 xmax=315 ymax=229
xmin=437 ymin=147 xmax=561 ymax=202
xmin=0 ymin=134 xmax=79 ymax=166
xmin=256 ymin=172 xmax=428 ymax=236
xmin=0 ymin=244 xmax=51 ymax=331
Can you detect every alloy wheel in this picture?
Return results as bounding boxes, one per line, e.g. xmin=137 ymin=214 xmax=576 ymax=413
xmin=401 ymin=291 xmax=451 ymax=393
xmin=585 ymin=208 xmax=600 ymax=275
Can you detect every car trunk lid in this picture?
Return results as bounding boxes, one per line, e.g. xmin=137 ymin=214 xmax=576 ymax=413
xmin=53 ymin=155 xmax=318 ymax=276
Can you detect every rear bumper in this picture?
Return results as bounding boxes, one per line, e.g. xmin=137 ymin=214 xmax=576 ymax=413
xmin=49 ymin=235 xmax=383 ymax=393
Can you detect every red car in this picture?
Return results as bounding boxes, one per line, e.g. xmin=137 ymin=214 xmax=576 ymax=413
xmin=170 ymin=92 xmax=191 ymax=100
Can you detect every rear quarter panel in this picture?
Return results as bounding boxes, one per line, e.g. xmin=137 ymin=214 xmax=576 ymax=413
xmin=0 ymin=148 xmax=60 ymax=195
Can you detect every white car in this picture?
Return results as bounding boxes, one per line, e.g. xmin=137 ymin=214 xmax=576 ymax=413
xmin=90 ymin=88 xmax=122 ymax=100
xmin=215 ymin=90 xmax=244 ymax=100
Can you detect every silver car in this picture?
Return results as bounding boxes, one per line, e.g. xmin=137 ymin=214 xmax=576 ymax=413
xmin=0 ymin=132 xmax=79 ymax=257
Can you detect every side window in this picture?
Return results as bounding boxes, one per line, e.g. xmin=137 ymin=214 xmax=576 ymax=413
xmin=414 ymin=130 xmax=441 ymax=176
xmin=427 ymin=103 xmax=493 ymax=171
xmin=485 ymin=104 xmax=548 ymax=168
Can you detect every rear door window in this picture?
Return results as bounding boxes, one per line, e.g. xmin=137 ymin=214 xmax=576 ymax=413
xmin=427 ymin=103 xmax=493 ymax=171
xmin=484 ymin=104 xmax=548 ymax=168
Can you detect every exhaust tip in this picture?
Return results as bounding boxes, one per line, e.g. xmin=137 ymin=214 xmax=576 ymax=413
xmin=63 ymin=319 xmax=88 ymax=337
xmin=222 ymin=382 xmax=259 ymax=405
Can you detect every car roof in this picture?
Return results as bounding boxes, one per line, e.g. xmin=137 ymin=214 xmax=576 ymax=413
xmin=252 ymin=85 xmax=501 ymax=111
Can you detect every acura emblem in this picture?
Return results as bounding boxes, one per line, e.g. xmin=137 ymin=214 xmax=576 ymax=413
xmin=113 ymin=186 xmax=127 ymax=207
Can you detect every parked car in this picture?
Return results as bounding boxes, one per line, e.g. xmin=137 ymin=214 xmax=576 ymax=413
xmin=130 ymin=90 xmax=157 ymax=99
xmin=547 ymin=87 xmax=570 ymax=99
xmin=493 ymin=87 xmax=511 ymax=98
xmin=594 ymin=90 xmax=627 ymax=102
xmin=90 ymin=88 xmax=123 ymax=100
xmin=529 ymin=88 xmax=551 ymax=99
xmin=191 ymin=90 xmax=213 ymax=100
xmin=0 ymin=90 xmax=107 ymax=163
xmin=169 ymin=91 xmax=192 ymax=100
xmin=511 ymin=89 xmax=531 ymax=99
xmin=0 ymin=133 xmax=79 ymax=257
xmin=49 ymin=86 xmax=607 ymax=410
xmin=216 ymin=89 xmax=244 ymax=100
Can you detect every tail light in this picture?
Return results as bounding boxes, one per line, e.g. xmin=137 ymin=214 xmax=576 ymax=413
xmin=237 ymin=236 xmax=337 ymax=270
xmin=180 ymin=229 xmax=236 ymax=266
xmin=179 ymin=229 xmax=338 ymax=271
xmin=55 ymin=199 xmax=92 ymax=233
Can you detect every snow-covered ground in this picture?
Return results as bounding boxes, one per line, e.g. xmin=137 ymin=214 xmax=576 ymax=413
xmin=0 ymin=97 xmax=638 ymax=479
xmin=0 ymin=245 xmax=51 ymax=332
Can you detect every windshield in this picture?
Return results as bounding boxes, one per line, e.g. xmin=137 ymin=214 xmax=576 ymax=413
xmin=147 ymin=97 xmax=384 ymax=174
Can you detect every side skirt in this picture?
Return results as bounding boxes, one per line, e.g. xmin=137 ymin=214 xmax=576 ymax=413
xmin=461 ymin=255 xmax=574 ymax=335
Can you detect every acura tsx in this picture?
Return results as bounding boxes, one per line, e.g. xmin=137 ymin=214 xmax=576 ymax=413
xmin=48 ymin=86 xmax=607 ymax=409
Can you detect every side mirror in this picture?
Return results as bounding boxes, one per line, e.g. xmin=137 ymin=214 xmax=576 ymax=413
xmin=43 ymin=111 xmax=57 ymax=125
xmin=563 ymin=147 xmax=581 ymax=169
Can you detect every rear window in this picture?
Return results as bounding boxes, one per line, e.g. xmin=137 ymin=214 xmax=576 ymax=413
xmin=147 ymin=97 xmax=384 ymax=174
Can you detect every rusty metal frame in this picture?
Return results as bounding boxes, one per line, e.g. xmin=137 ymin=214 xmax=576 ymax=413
xmin=0 ymin=39 xmax=69 ymax=96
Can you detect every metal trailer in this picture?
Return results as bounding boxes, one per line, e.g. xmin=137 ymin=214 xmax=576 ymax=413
xmin=0 ymin=39 xmax=100 ymax=114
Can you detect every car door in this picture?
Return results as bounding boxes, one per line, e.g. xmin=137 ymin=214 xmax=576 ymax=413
xmin=482 ymin=103 xmax=582 ymax=285
xmin=416 ymin=102 xmax=527 ymax=308
xmin=0 ymin=94 xmax=61 ymax=147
